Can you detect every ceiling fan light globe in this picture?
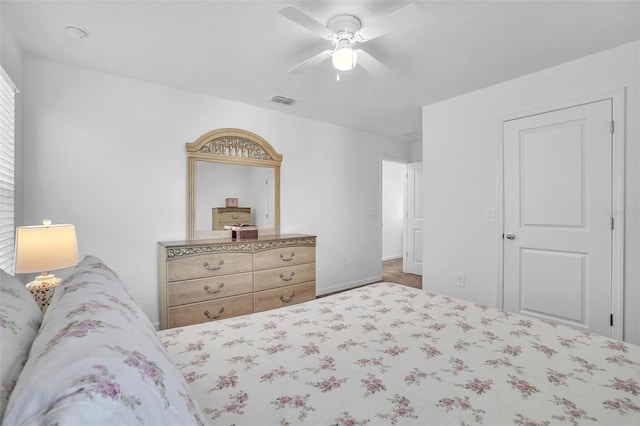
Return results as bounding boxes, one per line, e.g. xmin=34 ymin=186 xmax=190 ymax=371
xmin=332 ymin=47 xmax=357 ymax=71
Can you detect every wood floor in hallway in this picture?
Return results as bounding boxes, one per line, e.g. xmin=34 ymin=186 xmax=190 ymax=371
xmin=316 ymin=258 xmax=422 ymax=299
xmin=382 ymin=258 xmax=422 ymax=289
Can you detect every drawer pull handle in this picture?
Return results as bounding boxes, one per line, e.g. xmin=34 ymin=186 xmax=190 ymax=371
xmin=232 ymin=214 xmax=239 ymax=219
xmin=203 ymin=282 xmax=224 ymax=294
xmin=280 ymin=272 xmax=295 ymax=282
xmin=203 ymin=260 xmax=224 ymax=271
xmin=204 ymin=307 xmax=225 ymax=320
xmin=280 ymin=252 xmax=295 ymax=262
xmin=279 ymin=292 xmax=295 ymax=303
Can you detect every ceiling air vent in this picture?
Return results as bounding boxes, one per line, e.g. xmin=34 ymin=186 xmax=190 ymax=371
xmin=270 ymin=95 xmax=297 ymax=106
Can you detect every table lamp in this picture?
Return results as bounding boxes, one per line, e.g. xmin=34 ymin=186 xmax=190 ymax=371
xmin=14 ymin=219 xmax=79 ymax=289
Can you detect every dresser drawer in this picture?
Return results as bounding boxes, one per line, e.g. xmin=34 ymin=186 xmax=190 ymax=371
xmin=168 ymin=272 xmax=253 ymax=306
xmin=214 ymin=209 xmax=250 ymax=221
xmin=216 ymin=212 xmax=250 ymax=222
xmin=167 ymin=294 xmax=253 ymax=328
xmin=254 ymin=263 xmax=315 ymax=292
xmin=254 ymin=282 xmax=315 ymax=313
xmin=254 ymin=246 xmax=315 ymax=271
xmin=159 ymin=235 xmax=316 ymax=329
xmin=212 ymin=208 xmax=251 ymax=230
xmin=167 ymin=252 xmax=252 ymax=282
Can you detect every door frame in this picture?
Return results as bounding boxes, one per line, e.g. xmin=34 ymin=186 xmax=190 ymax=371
xmin=497 ymin=88 xmax=626 ymax=340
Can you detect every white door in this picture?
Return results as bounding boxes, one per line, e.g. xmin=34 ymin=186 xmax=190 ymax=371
xmin=264 ymin=170 xmax=274 ymax=229
xmin=503 ymin=100 xmax=613 ymax=337
xmin=405 ymin=162 xmax=423 ymax=275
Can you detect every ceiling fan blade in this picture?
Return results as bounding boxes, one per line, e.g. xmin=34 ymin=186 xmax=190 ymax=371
xmin=355 ymin=49 xmax=390 ymax=78
xmin=288 ymin=50 xmax=333 ymax=74
xmin=279 ymin=6 xmax=334 ymax=39
xmin=356 ymin=4 xmax=417 ymax=41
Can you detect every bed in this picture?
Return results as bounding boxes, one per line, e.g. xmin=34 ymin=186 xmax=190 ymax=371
xmin=2 ymin=256 xmax=639 ymax=425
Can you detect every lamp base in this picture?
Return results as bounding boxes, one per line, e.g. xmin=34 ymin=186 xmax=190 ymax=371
xmin=27 ymin=285 xmax=56 ymax=313
xmin=26 ymin=272 xmax=61 ymax=290
xmin=26 ymin=274 xmax=60 ymax=313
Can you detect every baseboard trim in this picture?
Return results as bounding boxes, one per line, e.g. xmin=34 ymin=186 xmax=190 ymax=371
xmin=316 ymin=276 xmax=382 ymax=297
xmin=382 ymin=255 xmax=403 ymax=262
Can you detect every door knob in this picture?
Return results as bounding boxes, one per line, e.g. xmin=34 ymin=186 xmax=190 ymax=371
xmin=505 ymin=233 xmax=516 ymax=240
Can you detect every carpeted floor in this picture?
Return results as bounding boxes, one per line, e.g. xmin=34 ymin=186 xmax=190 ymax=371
xmin=382 ymin=258 xmax=422 ymax=289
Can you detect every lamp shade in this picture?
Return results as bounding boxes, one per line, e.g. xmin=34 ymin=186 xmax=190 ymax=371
xmin=14 ymin=223 xmax=79 ymax=273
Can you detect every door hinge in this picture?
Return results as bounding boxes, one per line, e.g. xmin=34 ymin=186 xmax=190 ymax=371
xmin=610 ymin=314 xmax=614 ymax=326
xmin=610 ymin=120 xmax=615 ymax=134
xmin=611 ymin=217 xmax=615 ymax=230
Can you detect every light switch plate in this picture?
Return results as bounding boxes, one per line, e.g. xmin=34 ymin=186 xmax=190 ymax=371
xmin=486 ymin=208 xmax=496 ymax=223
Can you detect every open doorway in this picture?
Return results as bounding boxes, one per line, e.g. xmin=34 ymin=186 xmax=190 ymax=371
xmin=381 ymin=158 xmax=423 ymax=288
xmin=381 ymin=160 xmax=406 ymax=263
xmin=381 ymin=158 xmax=421 ymax=286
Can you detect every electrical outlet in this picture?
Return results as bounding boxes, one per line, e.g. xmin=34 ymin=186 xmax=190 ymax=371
xmin=456 ymin=273 xmax=465 ymax=287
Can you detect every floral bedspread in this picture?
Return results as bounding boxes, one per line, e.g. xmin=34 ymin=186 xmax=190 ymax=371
xmin=159 ymin=283 xmax=640 ymax=425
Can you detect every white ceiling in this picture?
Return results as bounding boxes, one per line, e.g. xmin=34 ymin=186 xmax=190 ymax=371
xmin=2 ymin=1 xmax=639 ymax=142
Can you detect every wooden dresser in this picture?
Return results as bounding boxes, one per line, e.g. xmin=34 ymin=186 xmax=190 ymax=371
xmin=212 ymin=207 xmax=251 ymax=230
xmin=158 ymin=234 xmax=316 ymax=329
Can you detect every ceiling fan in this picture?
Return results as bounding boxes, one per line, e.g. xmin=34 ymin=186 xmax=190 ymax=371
xmin=279 ymin=4 xmax=416 ymax=78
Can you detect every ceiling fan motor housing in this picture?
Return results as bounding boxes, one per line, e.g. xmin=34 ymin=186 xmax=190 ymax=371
xmin=327 ymin=14 xmax=361 ymax=46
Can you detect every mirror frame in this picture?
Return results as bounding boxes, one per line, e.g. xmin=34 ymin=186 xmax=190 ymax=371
xmin=186 ymin=128 xmax=282 ymax=240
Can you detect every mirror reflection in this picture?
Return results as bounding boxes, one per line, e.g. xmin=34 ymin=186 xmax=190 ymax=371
xmin=195 ymin=162 xmax=275 ymax=232
xmin=186 ymin=128 xmax=282 ymax=240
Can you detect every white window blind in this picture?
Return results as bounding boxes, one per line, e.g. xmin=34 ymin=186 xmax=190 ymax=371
xmin=0 ymin=66 xmax=16 ymax=273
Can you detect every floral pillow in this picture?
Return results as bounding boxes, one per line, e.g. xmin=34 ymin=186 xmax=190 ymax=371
xmin=0 ymin=268 xmax=43 ymax=421
xmin=3 ymin=256 xmax=206 ymax=425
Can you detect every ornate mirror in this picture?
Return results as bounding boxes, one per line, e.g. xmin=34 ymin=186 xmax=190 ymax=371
xmin=186 ymin=128 xmax=282 ymax=240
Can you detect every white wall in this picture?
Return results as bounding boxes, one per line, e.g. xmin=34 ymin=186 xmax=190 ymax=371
xmin=20 ymin=55 xmax=412 ymax=324
xmin=410 ymin=141 xmax=422 ymax=163
xmin=381 ymin=160 xmax=406 ymax=260
xmin=422 ymin=40 xmax=640 ymax=344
